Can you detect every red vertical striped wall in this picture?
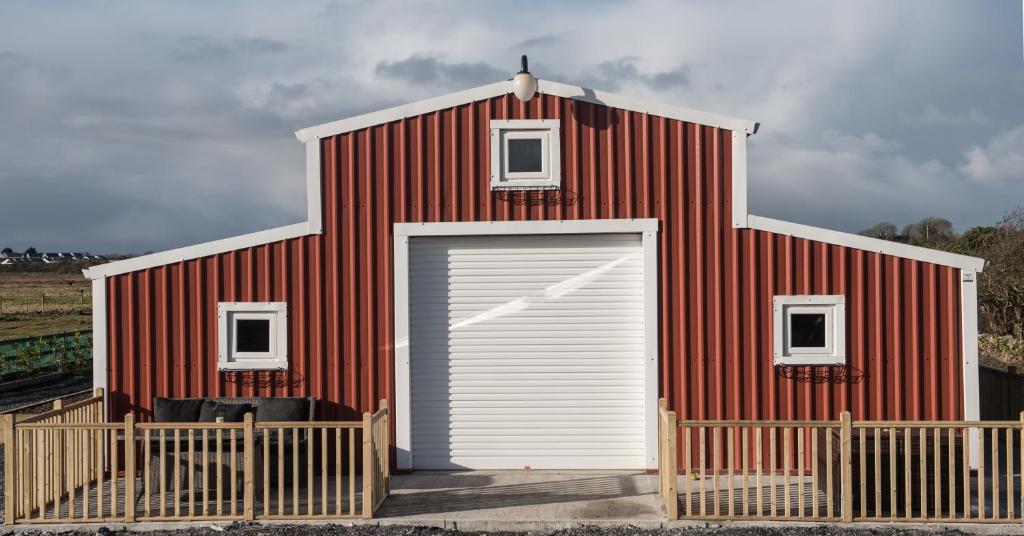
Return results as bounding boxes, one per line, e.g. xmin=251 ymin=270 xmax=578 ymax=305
xmin=104 ymin=92 xmax=963 ymax=435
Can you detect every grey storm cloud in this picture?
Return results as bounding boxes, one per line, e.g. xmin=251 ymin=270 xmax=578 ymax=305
xmin=172 ymin=36 xmax=290 ymax=62
xmin=0 ymin=0 xmax=1022 ymax=255
xmin=375 ymin=55 xmax=507 ymax=87
xmin=576 ymin=57 xmax=691 ymax=91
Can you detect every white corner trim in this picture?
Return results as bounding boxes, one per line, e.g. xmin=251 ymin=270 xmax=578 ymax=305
xmin=731 ymin=132 xmax=748 ymax=228
xmin=294 ymin=78 xmax=757 ymax=142
xmin=391 ymin=219 xmax=660 ymax=470
xmin=83 ymin=222 xmax=311 ymax=279
xmin=392 ymin=234 xmax=411 ymax=469
xmin=641 ymin=230 xmax=659 ymax=471
xmin=744 ymin=215 xmax=986 ymax=272
xmin=395 ymin=218 xmax=658 ymax=237
xmin=91 ymin=276 xmax=108 ymax=420
xmin=961 ymin=270 xmax=981 ymax=467
xmin=306 ymin=140 xmax=323 ymax=234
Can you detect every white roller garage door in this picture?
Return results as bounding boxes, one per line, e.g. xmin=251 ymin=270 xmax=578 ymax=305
xmin=408 ymin=233 xmax=647 ymax=470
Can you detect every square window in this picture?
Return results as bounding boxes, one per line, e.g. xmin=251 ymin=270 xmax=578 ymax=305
xmin=789 ymin=313 xmax=826 ymax=348
xmin=218 ymin=302 xmax=288 ymax=371
xmin=773 ymin=295 xmax=845 ymax=366
xmin=506 ymin=138 xmax=544 ymax=173
xmin=235 ymin=318 xmax=271 ymax=353
xmin=490 ymin=119 xmax=560 ymax=190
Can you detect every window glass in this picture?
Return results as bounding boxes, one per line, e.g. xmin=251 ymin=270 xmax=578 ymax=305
xmin=235 ymin=318 xmax=271 ymax=353
xmin=789 ymin=313 xmax=826 ymax=348
xmin=507 ymin=138 xmax=543 ymax=172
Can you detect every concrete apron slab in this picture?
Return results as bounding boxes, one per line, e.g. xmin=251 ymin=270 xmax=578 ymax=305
xmin=375 ymin=471 xmax=666 ymax=530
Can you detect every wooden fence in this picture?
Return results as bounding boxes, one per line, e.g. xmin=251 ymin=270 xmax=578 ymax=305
xmin=658 ymin=399 xmax=1024 ymax=523
xmin=2 ymin=398 xmax=391 ymax=524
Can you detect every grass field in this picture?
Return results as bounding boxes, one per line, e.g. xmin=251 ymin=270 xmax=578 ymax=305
xmin=0 ymin=272 xmax=92 ymax=340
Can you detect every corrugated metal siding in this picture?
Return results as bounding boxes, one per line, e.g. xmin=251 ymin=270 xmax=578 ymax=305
xmin=105 ymin=92 xmax=963 ymax=443
xmin=408 ymin=234 xmax=647 ymax=469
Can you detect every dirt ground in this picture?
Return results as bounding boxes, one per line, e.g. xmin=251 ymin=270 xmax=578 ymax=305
xmin=0 ymin=271 xmax=92 ymax=340
xmin=0 ymin=522 xmax=981 ymax=536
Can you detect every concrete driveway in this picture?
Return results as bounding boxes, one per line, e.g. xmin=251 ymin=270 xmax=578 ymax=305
xmin=376 ymin=472 xmax=665 ymax=530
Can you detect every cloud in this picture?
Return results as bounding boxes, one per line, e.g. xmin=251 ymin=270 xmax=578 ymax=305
xmin=375 ymin=55 xmax=506 ymax=88
xmin=508 ymin=34 xmax=563 ymax=51
xmin=960 ymin=125 xmax=1024 ymax=184
xmin=898 ymin=105 xmax=992 ymax=128
xmin=574 ymin=57 xmax=690 ymax=91
xmin=172 ymin=36 xmax=289 ymax=62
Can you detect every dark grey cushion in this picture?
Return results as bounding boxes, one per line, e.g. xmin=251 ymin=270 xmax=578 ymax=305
xmin=256 ymin=398 xmax=310 ymax=422
xmin=199 ymin=399 xmax=251 ymax=422
xmin=153 ymin=397 xmax=204 ymax=422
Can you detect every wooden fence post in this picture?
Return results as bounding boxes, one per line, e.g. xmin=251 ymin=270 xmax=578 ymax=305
xmin=661 ymin=399 xmax=679 ymax=520
xmin=380 ymin=400 xmax=390 ymax=495
xmin=124 ymin=413 xmax=135 ymax=523
xmin=93 ymin=388 xmax=104 ymax=480
xmin=243 ymin=412 xmax=255 ymax=520
xmin=3 ymin=414 xmax=15 ymax=524
xmin=840 ymin=411 xmax=853 ymax=522
xmin=361 ymin=412 xmax=373 ymax=519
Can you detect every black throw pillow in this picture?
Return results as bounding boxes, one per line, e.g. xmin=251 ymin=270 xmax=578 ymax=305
xmin=255 ymin=398 xmax=309 ymax=422
xmin=199 ymin=400 xmax=251 ymax=422
xmin=153 ymin=397 xmax=203 ymax=423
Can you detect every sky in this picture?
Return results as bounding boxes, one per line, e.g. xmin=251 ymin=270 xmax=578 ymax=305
xmin=1 ymin=0 xmax=1022 ymax=253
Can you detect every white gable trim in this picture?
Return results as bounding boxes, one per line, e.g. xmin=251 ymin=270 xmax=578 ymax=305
xmin=82 ymin=222 xmax=311 ymax=279
xmin=294 ymin=78 xmax=758 ymax=142
xmin=743 ymin=215 xmax=985 ymax=272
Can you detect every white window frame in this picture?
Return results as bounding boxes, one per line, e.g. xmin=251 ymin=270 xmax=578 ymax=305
xmin=490 ymin=119 xmax=560 ymax=190
xmin=217 ymin=302 xmax=288 ymax=371
xmin=773 ymin=295 xmax=846 ymax=366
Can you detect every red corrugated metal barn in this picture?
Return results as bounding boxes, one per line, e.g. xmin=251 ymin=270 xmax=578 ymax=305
xmin=85 ymin=77 xmax=986 ymax=471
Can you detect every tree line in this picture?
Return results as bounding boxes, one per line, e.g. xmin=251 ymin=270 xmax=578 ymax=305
xmin=858 ymin=208 xmax=1024 ymax=340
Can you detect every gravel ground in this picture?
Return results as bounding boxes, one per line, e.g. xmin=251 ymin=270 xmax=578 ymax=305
xmin=0 ymin=372 xmax=91 ymax=413
xmin=0 ymin=522 xmax=981 ymax=536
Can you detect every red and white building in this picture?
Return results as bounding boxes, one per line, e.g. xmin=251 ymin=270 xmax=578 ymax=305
xmin=85 ymin=77 xmax=985 ymax=471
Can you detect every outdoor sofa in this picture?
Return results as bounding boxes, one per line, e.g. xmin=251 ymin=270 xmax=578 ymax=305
xmin=148 ymin=396 xmax=316 ymax=499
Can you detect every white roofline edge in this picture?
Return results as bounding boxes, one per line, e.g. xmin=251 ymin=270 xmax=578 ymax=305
xmin=294 ymin=78 xmax=758 ymax=142
xmin=744 ymin=215 xmax=986 ymax=272
xmin=82 ymin=222 xmax=311 ymax=279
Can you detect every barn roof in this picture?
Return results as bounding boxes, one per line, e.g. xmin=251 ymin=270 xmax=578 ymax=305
xmin=83 ymin=78 xmax=985 ymax=279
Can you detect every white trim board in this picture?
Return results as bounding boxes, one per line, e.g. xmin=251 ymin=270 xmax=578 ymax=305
xmin=91 ymin=277 xmax=108 ymax=420
xmin=395 ymin=218 xmax=659 ymax=237
xmin=961 ymin=270 xmax=981 ymax=468
xmin=392 ymin=218 xmax=660 ymax=470
xmin=83 ymin=222 xmax=311 ymax=279
xmin=295 ymin=78 xmax=757 ymax=142
xmin=744 ymin=215 xmax=985 ymax=272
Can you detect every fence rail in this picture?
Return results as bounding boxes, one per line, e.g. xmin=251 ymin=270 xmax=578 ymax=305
xmin=658 ymin=399 xmax=1024 ymax=523
xmin=3 ymin=398 xmax=391 ymax=524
